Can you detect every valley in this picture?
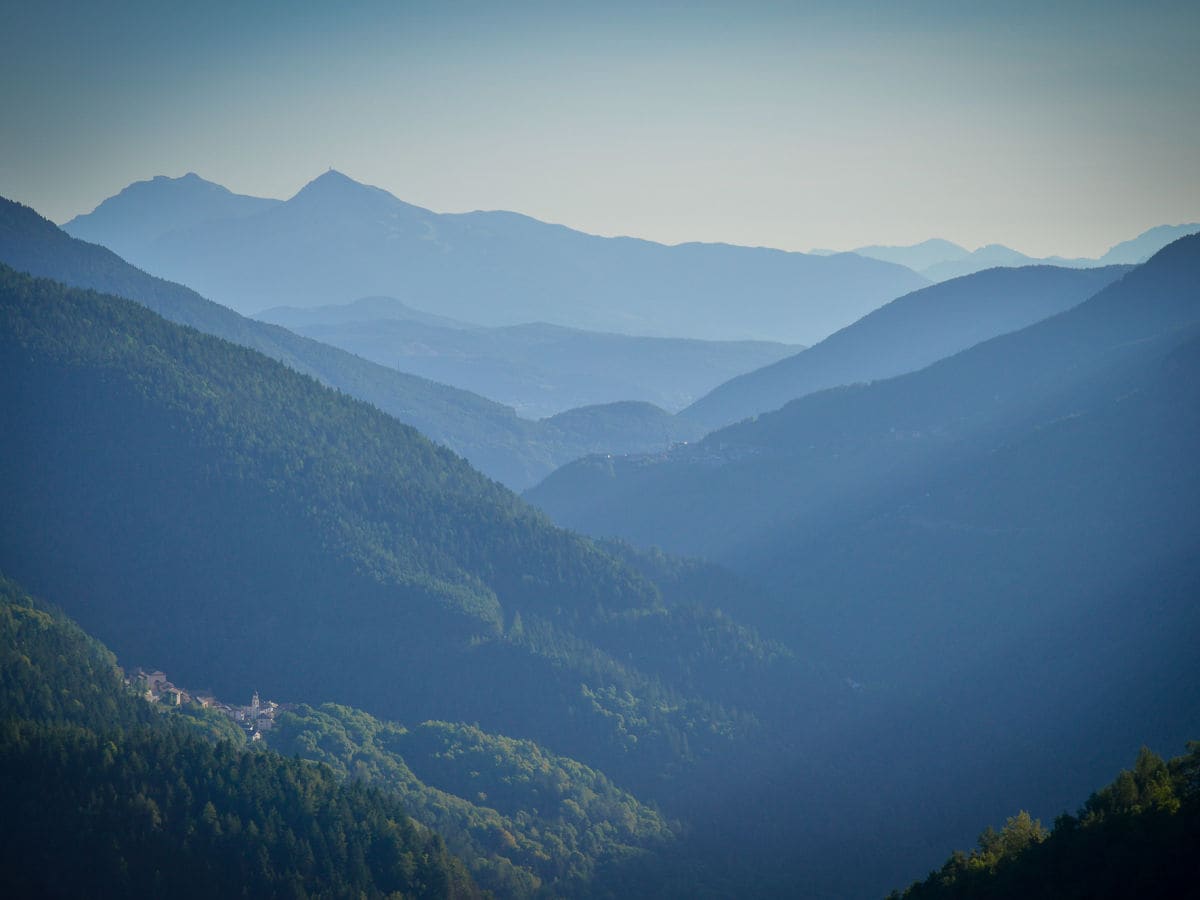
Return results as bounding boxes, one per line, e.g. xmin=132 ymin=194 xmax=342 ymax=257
xmin=4 ymin=11 xmax=1198 ymax=889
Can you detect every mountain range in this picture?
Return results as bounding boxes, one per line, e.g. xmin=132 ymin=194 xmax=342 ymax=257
xmin=258 ymin=295 xmax=800 ymax=418
xmin=62 ymin=170 xmax=928 ymax=344
xmin=4 ymin=167 xmax=1198 ymax=898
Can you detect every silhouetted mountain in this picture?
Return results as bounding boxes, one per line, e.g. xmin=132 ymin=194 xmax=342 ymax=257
xmin=920 ymin=243 xmax=1058 ymax=281
xmin=64 ymin=170 xmax=929 ymax=343
xmin=260 ymin=298 xmax=800 ymax=418
xmin=681 ymin=265 xmax=1130 ymax=430
xmin=915 ymin=225 xmax=1198 ymax=282
xmin=0 ymin=196 xmax=696 ymax=488
xmin=63 ymin=173 xmax=279 ymax=262
xmin=811 ymin=238 xmax=970 ymax=272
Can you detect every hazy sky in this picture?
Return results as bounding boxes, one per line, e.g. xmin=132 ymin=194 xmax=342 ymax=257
xmin=3 ymin=1 xmax=1197 ymax=257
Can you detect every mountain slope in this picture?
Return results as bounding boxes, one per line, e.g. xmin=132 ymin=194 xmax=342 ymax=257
xmin=259 ymin=298 xmax=800 ymax=418
xmin=0 ymin=263 xmax=808 ymax=798
xmin=65 ymin=170 xmax=929 ymax=344
xmin=1 ymin=196 xmax=695 ymax=488
xmin=681 ymin=264 xmax=1130 ymax=430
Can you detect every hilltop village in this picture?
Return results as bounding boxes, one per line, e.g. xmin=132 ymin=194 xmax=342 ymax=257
xmin=128 ymin=667 xmax=291 ymax=740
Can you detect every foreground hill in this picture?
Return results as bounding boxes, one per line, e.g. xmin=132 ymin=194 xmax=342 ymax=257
xmin=0 ymin=573 xmax=479 ymax=899
xmin=63 ymin=170 xmax=928 ymax=344
xmin=891 ymin=742 xmax=1200 ymax=899
xmin=1 ymin=564 xmax=674 ymax=898
xmin=0 ymin=196 xmax=697 ymax=488
xmin=259 ymin=296 xmax=800 ymax=418
xmin=682 ymin=264 xmax=1129 ymax=430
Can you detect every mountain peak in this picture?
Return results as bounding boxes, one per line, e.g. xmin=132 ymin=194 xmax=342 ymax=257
xmin=151 ymin=172 xmax=205 ymax=184
xmin=312 ymin=167 xmax=357 ymax=186
xmin=291 ymin=169 xmax=377 ymax=198
xmin=286 ymin=170 xmax=431 ymax=218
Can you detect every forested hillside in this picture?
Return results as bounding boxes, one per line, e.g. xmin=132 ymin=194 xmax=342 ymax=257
xmin=269 ymin=704 xmax=676 ymax=897
xmin=0 ymin=573 xmax=479 ymax=899
xmin=0 ymin=263 xmax=815 ymax=806
xmin=0 ymin=561 xmax=681 ymax=898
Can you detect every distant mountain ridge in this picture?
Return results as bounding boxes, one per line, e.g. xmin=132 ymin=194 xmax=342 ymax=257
xmin=810 ymin=238 xmax=971 ymax=272
xmin=63 ymin=170 xmax=929 ymax=344
xmin=259 ymin=296 xmax=801 ymax=418
xmin=814 ymin=224 xmax=1199 ymax=282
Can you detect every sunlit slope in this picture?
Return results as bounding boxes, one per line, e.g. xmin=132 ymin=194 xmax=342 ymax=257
xmin=0 ymin=573 xmax=480 ymax=899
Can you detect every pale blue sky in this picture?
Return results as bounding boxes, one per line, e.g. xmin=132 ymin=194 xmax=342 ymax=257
xmin=2 ymin=1 xmax=1197 ymax=257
